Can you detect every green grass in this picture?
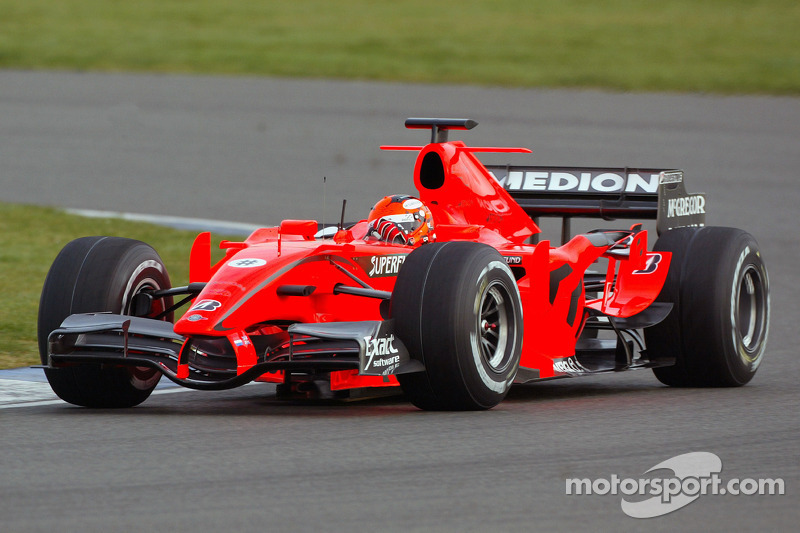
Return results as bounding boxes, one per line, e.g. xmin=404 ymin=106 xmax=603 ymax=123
xmin=1 ymin=0 xmax=798 ymax=94
xmin=0 ymin=203 xmax=234 ymax=369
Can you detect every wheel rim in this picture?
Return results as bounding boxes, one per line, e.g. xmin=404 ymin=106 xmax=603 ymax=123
xmin=476 ymin=281 xmax=515 ymax=373
xmin=736 ymin=265 xmax=767 ymax=359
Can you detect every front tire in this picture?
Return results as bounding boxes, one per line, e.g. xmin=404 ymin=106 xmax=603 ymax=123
xmin=646 ymin=227 xmax=770 ymax=387
xmin=392 ymin=242 xmax=523 ymax=410
xmin=38 ymin=237 xmax=173 ymax=407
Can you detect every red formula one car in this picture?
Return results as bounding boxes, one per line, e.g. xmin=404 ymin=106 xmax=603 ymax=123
xmin=38 ymin=118 xmax=770 ymax=410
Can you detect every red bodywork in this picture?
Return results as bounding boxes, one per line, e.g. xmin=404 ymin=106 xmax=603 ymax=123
xmin=174 ymin=137 xmax=670 ymax=389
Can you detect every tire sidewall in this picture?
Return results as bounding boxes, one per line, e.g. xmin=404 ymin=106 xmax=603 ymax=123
xmin=649 ymin=227 xmax=769 ymax=387
xmin=394 ymin=242 xmax=523 ymax=410
xmin=701 ymin=232 xmax=769 ymax=384
xmin=448 ymin=257 xmax=522 ymax=405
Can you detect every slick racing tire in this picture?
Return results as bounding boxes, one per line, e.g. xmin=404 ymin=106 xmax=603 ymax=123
xmin=645 ymin=227 xmax=769 ymax=387
xmin=392 ymin=242 xmax=523 ymax=410
xmin=38 ymin=237 xmax=173 ymax=407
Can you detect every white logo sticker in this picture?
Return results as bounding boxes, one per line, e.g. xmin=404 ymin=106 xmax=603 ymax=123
xmin=363 ymin=334 xmax=400 ymax=373
xmin=402 ymin=198 xmax=423 ymax=210
xmin=381 ymin=213 xmax=415 ymax=223
xmin=189 ymin=299 xmax=221 ymax=312
xmin=228 ymin=258 xmax=267 ymax=268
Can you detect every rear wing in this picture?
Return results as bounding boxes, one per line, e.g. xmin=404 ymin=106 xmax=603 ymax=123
xmin=485 ymin=165 xmax=706 ymax=238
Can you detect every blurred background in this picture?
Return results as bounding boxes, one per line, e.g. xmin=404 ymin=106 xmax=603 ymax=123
xmin=1 ymin=4 xmax=798 ymax=532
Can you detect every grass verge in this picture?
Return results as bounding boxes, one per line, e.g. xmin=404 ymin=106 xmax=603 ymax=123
xmin=1 ymin=0 xmax=798 ymax=94
xmin=0 ymin=203 xmax=233 ymax=369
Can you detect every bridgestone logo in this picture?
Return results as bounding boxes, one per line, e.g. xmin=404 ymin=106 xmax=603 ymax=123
xmin=667 ymin=195 xmax=706 ymax=218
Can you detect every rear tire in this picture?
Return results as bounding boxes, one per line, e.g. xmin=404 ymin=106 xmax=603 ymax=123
xmin=392 ymin=242 xmax=523 ymax=410
xmin=38 ymin=237 xmax=173 ymax=407
xmin=646 ymin=227 xmax=769 ymax=387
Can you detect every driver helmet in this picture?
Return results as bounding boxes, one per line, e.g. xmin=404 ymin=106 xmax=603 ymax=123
xmin=366 ymin=195 xmax=435 ymax=246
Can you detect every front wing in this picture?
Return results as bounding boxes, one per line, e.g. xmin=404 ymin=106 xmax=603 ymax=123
xmin=45 ymin=313 xmax=423 ymax=390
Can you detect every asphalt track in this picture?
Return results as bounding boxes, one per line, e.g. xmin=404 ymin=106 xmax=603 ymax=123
xmin=1 ymin=71 xmax=799 ymax=531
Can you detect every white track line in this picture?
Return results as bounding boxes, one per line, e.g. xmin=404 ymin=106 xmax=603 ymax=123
xmin=65 ymin=209 xmax=264 ymax=235
xmin=0 ymin=379 xmax=192 ymax=409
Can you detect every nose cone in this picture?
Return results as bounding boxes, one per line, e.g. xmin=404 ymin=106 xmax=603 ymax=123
xmin=175 ymin=250 xmax=277 ymax=335
xmin=174 ymin=240 xmax=322 ymax=335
